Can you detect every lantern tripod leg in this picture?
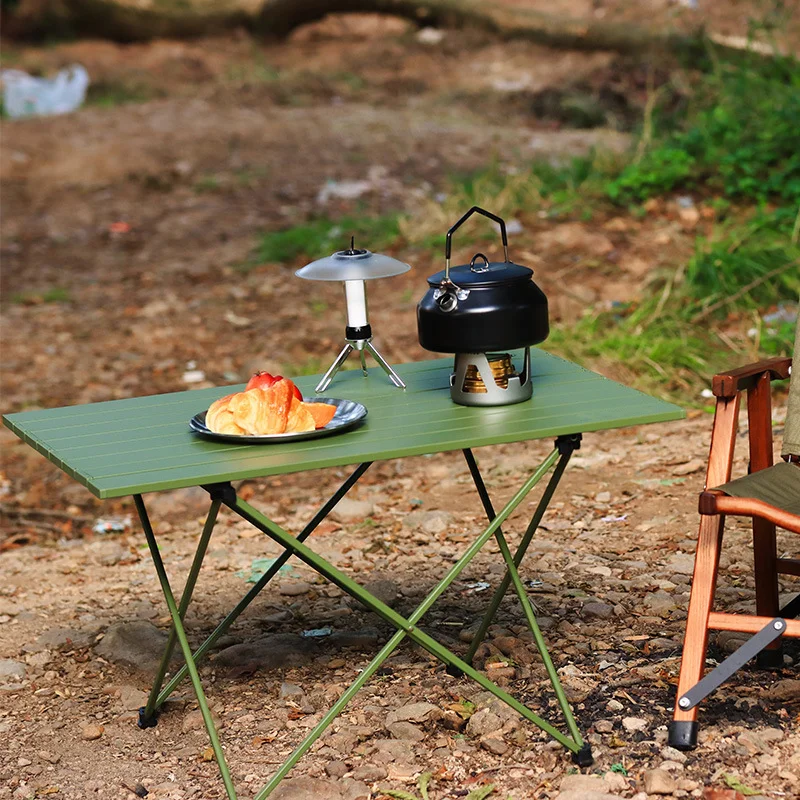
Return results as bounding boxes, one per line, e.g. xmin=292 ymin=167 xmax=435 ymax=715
xmin=315 ymin=342 xmax=354 ymax=393
xmin=365 ymin=340 xmax=406 ymax=389
xmin=356 ymin=342 xmax=369 ymax=376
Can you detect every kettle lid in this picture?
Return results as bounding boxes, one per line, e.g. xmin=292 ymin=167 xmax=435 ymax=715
xmin=427 ymin=256 xmax=532 ymax=288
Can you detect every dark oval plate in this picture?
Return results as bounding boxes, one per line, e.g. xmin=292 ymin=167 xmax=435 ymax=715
xmin=189 ymin=397 xmax=367 ymax=443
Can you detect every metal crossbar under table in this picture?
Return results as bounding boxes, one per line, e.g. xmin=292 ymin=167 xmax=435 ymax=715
xmin=3 ymin=352 xmax=685 ymax=799
xmin=135 ymin=436 xmax=588 ymax=800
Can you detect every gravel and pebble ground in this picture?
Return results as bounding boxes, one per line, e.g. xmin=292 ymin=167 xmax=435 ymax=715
xmin=2 ymin=10 xmax=799 ymax=798
xmin=1 ymin=413 xmax=799 ymax=800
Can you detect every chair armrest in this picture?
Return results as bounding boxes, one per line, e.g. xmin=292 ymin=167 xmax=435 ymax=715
xmin=712 ymin=357 xmax=792 ymax=399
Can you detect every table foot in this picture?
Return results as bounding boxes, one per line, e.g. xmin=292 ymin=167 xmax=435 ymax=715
xmin=137 ymin=707 xmax=159 ymax=729
xmin=459 ymin=444 xmax=586 ymax=749
xmin=135 ymin=496 xmax=238 ymax=800
xmin=571 ymin=743 xmax=594 ymax=767
xmin=141 ymin=497 xmax=221 ymax=722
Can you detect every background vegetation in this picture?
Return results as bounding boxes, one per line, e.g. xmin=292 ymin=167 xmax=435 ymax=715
xmin=256 ymin=48 xmax=800 ymax=400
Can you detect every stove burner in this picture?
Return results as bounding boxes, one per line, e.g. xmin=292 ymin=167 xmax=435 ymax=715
xmin=451 ymin=350 xmax=532 ymax=406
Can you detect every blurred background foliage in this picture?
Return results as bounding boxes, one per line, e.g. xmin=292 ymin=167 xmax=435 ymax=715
xmin=254 ymin=48 xmax=799 ymax=399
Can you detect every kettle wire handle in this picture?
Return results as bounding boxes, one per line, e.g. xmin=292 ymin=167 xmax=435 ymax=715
xmin=445 ymin=206 xmax=509 ymax=280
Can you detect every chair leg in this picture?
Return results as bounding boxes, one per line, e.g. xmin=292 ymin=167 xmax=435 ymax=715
xmin=669 ymin=513 xmax=725 ymax=750
xmin=753 ymin=517 xmax=783 ymax=667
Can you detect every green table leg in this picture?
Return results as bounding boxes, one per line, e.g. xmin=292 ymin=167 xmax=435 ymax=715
xmin=224 ymin=448 xmax=589 ymax=796
xmin=254 ymin=628 xmax=408 ymax=800
xmin=462 ymin=436 xmax=579 ymax=666
xmin=134 ymin=495 xmax=238 ymax=800
xmin=491 ymin=527 xmax=585 ymax=750
xmin=140 ymin=498 xmax=221 ymax=726
xmin=149 ymin=463 xmax=372 ymax=710
xmin=460 ymin=443 xmax=586 ymax=755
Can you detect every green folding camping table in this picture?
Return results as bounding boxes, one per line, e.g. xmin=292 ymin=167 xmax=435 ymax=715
xmin=3 ymin=351 xmax=684 ymax=798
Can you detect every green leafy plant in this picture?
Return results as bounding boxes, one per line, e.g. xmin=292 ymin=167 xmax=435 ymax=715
xmin=379 ymin=772 xmax=432 ymax=800
xmin=607 ymin=56 xmax=800 ymax=205
xmin=722 ymin=773 xmax=761 ymax=796
xmin=684 ymin=206 xmax=799 ymax=304
xmin=544 ymin=55 xmax=800 ymax=398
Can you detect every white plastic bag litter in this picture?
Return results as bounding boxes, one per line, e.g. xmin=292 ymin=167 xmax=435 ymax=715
xmin=1 ymin=65 xmax=89 ymax=119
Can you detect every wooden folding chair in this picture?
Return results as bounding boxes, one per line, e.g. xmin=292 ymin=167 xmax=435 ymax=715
xmin=669 ymin=315 xmax=800 ymax=750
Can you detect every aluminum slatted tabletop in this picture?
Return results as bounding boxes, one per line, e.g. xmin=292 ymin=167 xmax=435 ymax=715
xmin=3 ymin=351 xmax=685 ymax=799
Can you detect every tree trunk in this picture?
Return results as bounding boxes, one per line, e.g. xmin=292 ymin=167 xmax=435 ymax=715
xmin=8 ymin=0 xmax=778 ymax=66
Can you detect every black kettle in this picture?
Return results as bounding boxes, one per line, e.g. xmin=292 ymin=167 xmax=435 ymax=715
xmin=417 ymin=206 xmax=549 ymax=354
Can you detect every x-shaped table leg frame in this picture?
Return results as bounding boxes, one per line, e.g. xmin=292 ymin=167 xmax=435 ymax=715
xmin=134 ymin=434 xmax=590 ymax=800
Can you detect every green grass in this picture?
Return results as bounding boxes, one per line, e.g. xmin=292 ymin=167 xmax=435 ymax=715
xmin=685 ymin=206 xmax=800 ymax=314
xmin=193 ymin=174 xmax=222 ymax=193
xmin=544 ymin=55 xmax=800 ymax=397
xmin=333 ymin=71 xmax=367 ymax=91
xmin=255 ymin=213 xmax=402 ymax=264
xmin=378 ymin=772 xmax=498 ymax=800
xmin=397 ymin=151 xmax=623 ymax=250
xmin=11 ymin=287 xmax=71 ymax=304
xmin=224 ymin=62 xmax=281 ymax=84
xmin=86 ymin=78 xmax=159 ymax=108
xmin=546 ymin=206 xmax=799 ymax=397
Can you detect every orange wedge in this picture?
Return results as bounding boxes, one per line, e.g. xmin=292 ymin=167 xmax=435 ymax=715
xmin=304 ymin=402 xmax=337 ymax=429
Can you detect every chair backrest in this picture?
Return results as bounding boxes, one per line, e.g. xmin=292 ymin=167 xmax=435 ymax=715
xmin=781 ymin=311 xmax=800 ymax=458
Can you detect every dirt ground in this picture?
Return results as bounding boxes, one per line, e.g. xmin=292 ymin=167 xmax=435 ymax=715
xmin=1 ymin=7 xmax=800 ymax=800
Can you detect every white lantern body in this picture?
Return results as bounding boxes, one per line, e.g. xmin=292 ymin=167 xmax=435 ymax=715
xmin=344 ymin=280 xmax=369 ymax=328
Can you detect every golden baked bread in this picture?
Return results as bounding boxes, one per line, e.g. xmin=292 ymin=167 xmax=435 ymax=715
xmin=205 ymin=379 xmax=333 ymax=436
xmin=284 ymin=395 xmax=315 ymax=433
xmin=263 ymin=380 xmax=292 ymax=433
xmin=206 ymin=393 xmax=246 ymax=435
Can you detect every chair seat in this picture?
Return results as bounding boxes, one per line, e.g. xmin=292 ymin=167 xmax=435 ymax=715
xmin=715 ymin=461 xmax=800 ymax=516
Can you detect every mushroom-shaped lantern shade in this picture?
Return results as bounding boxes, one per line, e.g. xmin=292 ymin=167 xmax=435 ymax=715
xmin=295 ymin=243 xmax=411 ymax=392
xmin=296 ymin=246 xmax=410 ymax=330
xmin=295 ymin=248 xmax=411 ymax=281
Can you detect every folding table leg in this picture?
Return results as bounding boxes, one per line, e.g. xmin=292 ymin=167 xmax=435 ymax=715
xmin=134 ymin=496 xmax=238 ymax=800
xmin=145 ymin=463 xmax=372 ymax=712
xmin=490 ymin=526 xmax=587 ymax=753
xmin=224 ymin=448 xmax=589 ymax=797
xmin=139 ymin=497 xmax=221 ymax=727
xmin=458 ymin=442 xmax=588 ymax=763
xmin=461 ymin=435 xmax=579 ymax=667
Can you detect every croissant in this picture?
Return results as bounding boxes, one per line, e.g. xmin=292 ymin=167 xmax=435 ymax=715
xmin=227 ymin=388 xmax=271 ymax=435
xmin=263 ymin=380 xmax=293 ymax=433
xmin=211 ymin=412 xmax=247 ymax=436
xmin=206 ymin=394 xmax=244 ymax=435
xmin=284 ymin=395 xmax=315 ymax=433
xmin=205 ymin=379 xmax=331 ymax=436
